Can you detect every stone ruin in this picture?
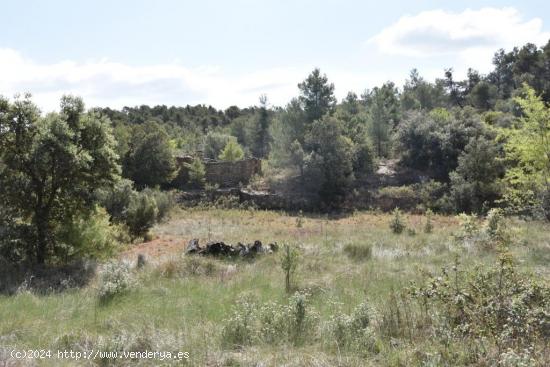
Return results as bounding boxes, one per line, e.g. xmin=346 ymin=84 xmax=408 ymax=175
xmin=176 ymin=156 xmax=262 ymax=188
xmin=186 ymin=239 xmax=278 ymax=258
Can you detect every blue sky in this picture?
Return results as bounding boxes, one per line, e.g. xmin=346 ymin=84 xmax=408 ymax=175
xmin=1 ymin=0 xmax=550 ymax=111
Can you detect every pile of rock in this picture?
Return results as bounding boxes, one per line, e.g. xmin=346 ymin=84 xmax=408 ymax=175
xmin=186 ymin=239 xmax=278 ymax=258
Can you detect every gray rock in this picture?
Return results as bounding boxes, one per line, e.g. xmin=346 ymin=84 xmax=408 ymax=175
xmin=186 ymin=238 xmax=201 ymax=254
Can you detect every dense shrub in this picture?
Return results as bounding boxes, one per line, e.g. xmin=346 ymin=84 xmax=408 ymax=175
xmin=218 ymin=140 xmax=245 ymax=162
xmin=449 ymin=136 xmax=504 ymax=214
xmin=95 ymin=179 xmax=136 ymax=223
xmin=352 ymin=141 xmax=375 ymax=176
xmin=414 ymin=180 xmax=449 ymax=212
xmin=97 ymin=261 xmax=134 ymax=302
xmin=455 ymin=210 xmax=512 ymax=250
xmin=203 ymin=132 xmax=237 ymax=160
xmin=389 ymin=208 xmax=406 ymax=234
xmin=410 ymin=255 xmax=550 ymax=360
xmin=186 ymin=158 xmax=206 ymax=188
xmin=56 ymin=207 xmax=121 ymax=261
xmin=97 ymin=181 xmax=174 ymax=242
xmin=221 ymin=291 xmax=318 ymax=348
xmin=395 ymin=107 xmax=490 ymax=180
xmin=142 ymin=188 xmax=175 ymax=222
xmin=375 ymin=182 xmax=453 ymax=213
xmin=305 ymin=116 xmax=355 ymax=204
xmin=324 ymin=300 xmax=378 ymax=353
xmin=257 ymin=292 xmax=317 ymax=345
xmin=125 ymin=192 xmax=158 ymax=241
xmin=221 ymin=294 xmax=258 ymax=347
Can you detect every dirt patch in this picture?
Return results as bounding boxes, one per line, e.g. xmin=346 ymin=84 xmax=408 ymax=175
xmin=120 ymin=236 xmax=187 ymax=261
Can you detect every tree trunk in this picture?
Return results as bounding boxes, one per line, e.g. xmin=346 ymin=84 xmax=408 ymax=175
xmin=34 ymin=212 xmax=49 ymax=265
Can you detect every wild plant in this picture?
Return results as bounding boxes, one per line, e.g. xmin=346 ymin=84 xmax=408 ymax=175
xmin=221 ymin=294 xmax=257 ymax=347
xmin=324 ymin=300 xmax=378 ymax=353
xmin=424 ymin=208 xmax=434 ymax=233
xmin=97 ymin=261 xmax=134 ymax=303
xmin=409 ymin=252 xmax=550 ymax=362
xmin=280 ymin=243 xmax=300 ymax=293
xmin=390 ymin=208 xmax=406 ymax=234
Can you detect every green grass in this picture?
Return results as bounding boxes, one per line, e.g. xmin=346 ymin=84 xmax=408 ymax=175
xmin=1 ymin=208 xmax=548 ymax=366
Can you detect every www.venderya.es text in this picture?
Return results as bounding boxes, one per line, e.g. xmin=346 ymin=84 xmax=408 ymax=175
xmin=8 ymin=349 xmax=190 ymax=362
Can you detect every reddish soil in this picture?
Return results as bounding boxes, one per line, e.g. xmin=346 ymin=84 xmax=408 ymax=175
xmin=120 ymin=236 xmax=187 ymax=260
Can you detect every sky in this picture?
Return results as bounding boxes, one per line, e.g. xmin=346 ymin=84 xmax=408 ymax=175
xmin=1 ymin=0 xmax=550 ymax=112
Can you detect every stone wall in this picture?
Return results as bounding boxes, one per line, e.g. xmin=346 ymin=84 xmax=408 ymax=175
xmin=176 ymin=156 xmax=261 ymax=188
xmin=204 ymin=158 xmax=261 ymax=187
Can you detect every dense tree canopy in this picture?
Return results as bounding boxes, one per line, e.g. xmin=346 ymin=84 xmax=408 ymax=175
xmin=0 ymin=95 xmax=120 ymax=264
xmin=501 ymin=85 xmax=550 ymax=218
xmin=122 ymin=121 xmax=176 ymax=188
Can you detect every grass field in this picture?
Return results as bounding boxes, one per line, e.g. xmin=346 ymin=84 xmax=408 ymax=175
xmin=1 ymin=208 xmax=549 ymax=366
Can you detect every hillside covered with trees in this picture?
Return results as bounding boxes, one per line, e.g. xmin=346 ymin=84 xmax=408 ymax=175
xmin=2 ymin=41 xmax=550 ymax=265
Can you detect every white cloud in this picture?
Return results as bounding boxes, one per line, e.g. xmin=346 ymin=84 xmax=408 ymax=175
xmin=0 ymin=48 xmax=403 ymax=111
xmin=0 ymin=48 xmax=315 ymax=111
xmin=368 ymin=7 xmax=550 ymax=73
xmin=2 ymin=7 xmax=549 ymax=111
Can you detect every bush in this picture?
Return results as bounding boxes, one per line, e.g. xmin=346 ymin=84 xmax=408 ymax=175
xmin=424 ymin=209 xmax=434 ymax=233
xmin=280 ymin=244 xmax=300 ymax=293
xmin=353 ymin=142 xmax=374 ymax=176
xmin=218 ymin=140 xmax=244 ymax=162
xmin=97 ymin=261 xmax=134 ymax=302
xmin=455 ymin=213 xmax=480 ymax=240
xmin=221 ymin=294 xmax=257 ymax=347
xmin=483 ymin=208 xmax=512 ymax=248
xmin=305 ymin=116 xmax=356 ymax=205
xmin=126 ymin=192 xmax=158 ymax=241
xmin=395 ymin=108 xmax=489 ymax=180
xmin=212 ymin=195 xmax=241 ymax=209
xmin=324 ymin=300 xmax=378 ymax=353
xmin=414 ymin=180 xmax=449 ymax=212
xmin=389 ymin=208 xmax=406 ymax=234
xmin=203 ymin=132 xmax=236 ymax=160
xmin=56 ymin=207 xmax=120 ymax=261
xmin=410 ymin=255 xmax=550 ymax=360
xmin=258 ymin=292 xmax=318 ymax=345
xmin=97 ymin=182 xmax=174 ymax=242
xmin=95 ymin=179 xmax=136 ymax=223
xmin=343 ymin=242 xmax=373 ymax=261
xmin=449 ymin=136 xmax=503 ymax=214
xmin=221 ymin=291 xmax=318 ymax=348
xmin=186 ymin=158 xmax=206 ymax=188
xmin=455 ymin=210 xmax=512 ymax=250
xmin=142 ymin=188 xmax=175 ymax=222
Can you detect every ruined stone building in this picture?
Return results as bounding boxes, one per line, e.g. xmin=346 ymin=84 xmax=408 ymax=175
xmin=175 ymin=156 xmax=261 ymax=188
